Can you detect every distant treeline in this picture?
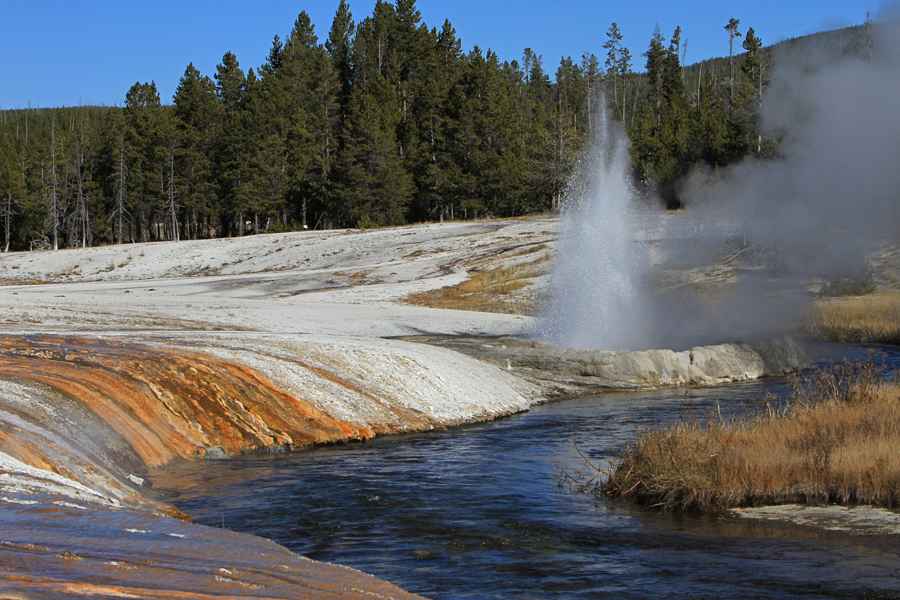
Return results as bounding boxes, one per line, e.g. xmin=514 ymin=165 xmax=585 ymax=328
xmin=0 ymin=1 xmax=870 ymax=250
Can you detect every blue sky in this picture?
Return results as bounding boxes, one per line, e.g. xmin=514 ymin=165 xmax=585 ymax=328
xmin=0 ymin=0 xmax=878 ymax=109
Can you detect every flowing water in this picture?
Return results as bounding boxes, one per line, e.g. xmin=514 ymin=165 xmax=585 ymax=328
xmin=157 ymin=347 xmax=900 ymax=600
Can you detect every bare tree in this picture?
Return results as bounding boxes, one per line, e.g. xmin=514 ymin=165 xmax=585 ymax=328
xmin=111 ymin=135 xmax=129 ymax=245
xmin=2 ymin=192 xmax=12 ymax=253
xmin=554 ymin=81 xmax=564 ymax=213
xmin=74 ymin=119 xmax=90 ymax=248
xmin=167 ymin=145 xmax=179 ymax=242
xmin=697 ymin=62 xmax=703 ymax=107
xmin=50 ymin=118 xmax=59 ymax=250
xmin=619 ymin=46 xmax=631 ymax=123
xmin=724 ymin=18 xmax=742 ymax=107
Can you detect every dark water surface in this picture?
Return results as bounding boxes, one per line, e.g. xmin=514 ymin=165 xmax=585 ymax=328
xmin=157 ymin=347 xmax=900 ymax=599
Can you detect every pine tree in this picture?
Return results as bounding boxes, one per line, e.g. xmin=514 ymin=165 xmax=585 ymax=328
xmin=553 ymin=56 xmax=585 ymax=210
xmin=630 ymin=25 xmax=666 ymax=184
xmin=326 ymin=1 xmax=355 ymax=222
xmin=326 ymin=0 xmax=354 ymax=111
xmin=393 ymin=0 xmax=424 ymax=168
xmin=581 ymin=52 xmax=600 ymax=133
xmin=741 ymin=27 xmax=765 ymax=154
xmin=277 ymin=11 xmax=337 ymax=229
xmin=124 ymin=81 xmax=168 ymax=241
xmin=340 ymin=78 xmax=413 ymax=226
xmin=173 ymin=63 xmax=221 ymax=238
xmin=630 ymin=27 xmax=691 ymax=205
xmin=603 ymin=23 xmax=624 ymax=115
xmin=521 ymin=49 xmax=557 ymax=213
xmin=235 ymin=68 xmax=262 ymax=233
xmin=334 ymin=3 xmax=414 ymax=226
xmin=214 ymin=52 xmax=247 ymax=235
xmin=262 ymin=35 xmax=284 ymax=75
xmin=407 ymin=20 xmax=461 ymax=221
xmin=444 ymin=45 xmax=564 ymax=218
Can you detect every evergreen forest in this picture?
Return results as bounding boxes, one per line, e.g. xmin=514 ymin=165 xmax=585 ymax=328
xmin=0 ymin=1 xmax=871 ymax=251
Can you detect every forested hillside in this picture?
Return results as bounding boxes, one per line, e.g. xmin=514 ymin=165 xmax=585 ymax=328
xmin=0 ymin=0 xmax=870 ymax=251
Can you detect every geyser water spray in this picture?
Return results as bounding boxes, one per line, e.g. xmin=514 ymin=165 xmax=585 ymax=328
xmin=542 ymin=99 xmax=652 ymax=351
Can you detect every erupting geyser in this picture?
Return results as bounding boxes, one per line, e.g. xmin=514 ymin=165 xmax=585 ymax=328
xmin=543 ymin=13 xmax=900 ymax=352
xmin=543 ymin=101 xmax=653 ymax=351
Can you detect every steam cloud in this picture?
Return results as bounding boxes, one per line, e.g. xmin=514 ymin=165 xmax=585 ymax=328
xmin=686 ymin=15 xmax=900 ymax=278
xmin=545 ymin=13 xmax=900 ymax=351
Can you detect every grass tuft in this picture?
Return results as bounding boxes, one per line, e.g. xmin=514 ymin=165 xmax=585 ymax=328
xmin=603 ymin=362 xmax=900 ymax=512
xmin=811 ymin=292 xmax=900 ymax=345
xmin=405 ymin=256 xmax=547 ymax=315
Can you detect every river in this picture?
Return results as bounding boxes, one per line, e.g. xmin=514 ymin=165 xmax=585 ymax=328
xmin=155 ymin=346 xmax=900 ymax=599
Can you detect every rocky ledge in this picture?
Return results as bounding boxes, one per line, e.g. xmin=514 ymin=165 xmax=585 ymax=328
xmin=404 ymin=334 xmax=807 ymax=398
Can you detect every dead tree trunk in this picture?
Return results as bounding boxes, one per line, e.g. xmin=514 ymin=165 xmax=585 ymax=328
xmin=168 ymin=149 xmax=179 ymax=242
xmin=50 ymin=119 xmax=58 ymax=251
xmin=3 ymin=192 xmax=11 ymax=253
xmin=697 ymin=63 xmax=703 ymax=107
xmin=557 ymin=86 xmax=564 ymax=211
xmin=611 ymin=73 xmax=618 ymax=117
xmin=75 ymin=137 xmax=89 ymax=248
xmin=586 ymin=80 xmax=593 ymax=135
xmin=757 ymin=66 xmax=764 ymax=154
xmin=116 ymin=142 xmax=126 ymax=245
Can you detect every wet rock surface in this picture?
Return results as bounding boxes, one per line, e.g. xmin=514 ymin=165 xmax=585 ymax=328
xmin=0 ymin=503 xmax=420 ymax=599
xmin=732 ymin=504 xmax=900 ymax=536
xmin=402 ymin=334 xmax=808 ymax=398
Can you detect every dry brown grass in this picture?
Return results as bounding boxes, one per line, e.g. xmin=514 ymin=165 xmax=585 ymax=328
xmin=811 ymin=292 xmax=900 ymax=345
xmin=406 ymin=256 xmax=547 ymax=315
xmin=603 ymin=363 xmax=900 ymax=512
xmin=0 ymin=277 xmax=45 ymax=286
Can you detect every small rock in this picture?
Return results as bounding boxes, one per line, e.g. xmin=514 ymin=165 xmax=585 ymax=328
xmin=204 ymin=446 xmax=228 ymax=460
